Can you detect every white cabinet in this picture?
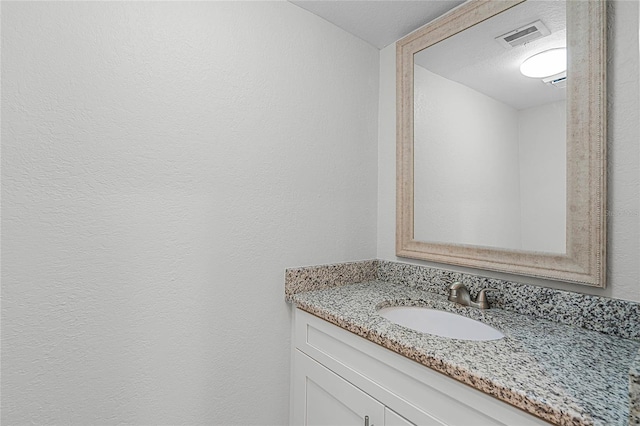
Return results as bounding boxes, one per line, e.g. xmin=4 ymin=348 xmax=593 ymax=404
xmin=293 ymin=350 xmax=385 ymax=426
xmin=290 ymin=308 xmax=550 ymax=426
xmin=384 ymin=408 xmax=414 ymax=426
xmin=293 ymin=349 xmax=413 ymax=426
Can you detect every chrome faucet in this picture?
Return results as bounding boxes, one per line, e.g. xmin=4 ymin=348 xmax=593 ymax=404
xmin=448 ymin=282 xmax=497 ymax=309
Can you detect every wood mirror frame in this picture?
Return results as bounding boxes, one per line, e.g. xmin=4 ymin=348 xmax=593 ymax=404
xmin=396 ymin=0 xmax=607 ymax=287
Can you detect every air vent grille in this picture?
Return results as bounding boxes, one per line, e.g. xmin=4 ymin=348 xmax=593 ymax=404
xmin=495 ymin=20 xmax=551 ymax=49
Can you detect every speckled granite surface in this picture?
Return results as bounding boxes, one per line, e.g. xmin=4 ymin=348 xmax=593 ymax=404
xmin=377 ymin=260 xmax=640 ymax=341
xmin=285 ymin=260 xmax=377 ymax=300
xmin=286 ymin=259 xmax=640 ymax=340
xmin=290 ymin=281 xmax=640 ymax=426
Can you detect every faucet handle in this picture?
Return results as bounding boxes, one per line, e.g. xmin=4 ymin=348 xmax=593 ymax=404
xmin=475 ymin=288 xmax=499 ymax=309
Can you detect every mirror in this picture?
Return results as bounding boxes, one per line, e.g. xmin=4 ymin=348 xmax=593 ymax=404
xmin=414 ymin=1 xmax=567 ymax=254
xmin=396 ymin=0 xmax=606 ymax=286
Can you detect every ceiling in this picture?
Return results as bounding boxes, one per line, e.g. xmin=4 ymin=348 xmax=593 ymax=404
xmin=289 ymin=1 xmax=465 ymax=49
xmin=290 ymin=0 xmax=567 ymax=111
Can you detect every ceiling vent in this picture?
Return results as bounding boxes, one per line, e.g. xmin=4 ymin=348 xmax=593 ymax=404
xmin=495 ymin=20 xmax=551 ymax=49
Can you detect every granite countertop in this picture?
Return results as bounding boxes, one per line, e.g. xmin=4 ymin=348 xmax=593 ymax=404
xmin=289 ymin=280 xmax=640 ymax=426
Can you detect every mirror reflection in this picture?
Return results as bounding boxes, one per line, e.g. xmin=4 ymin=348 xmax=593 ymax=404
xmin=413 ymin=0 xmax=567 ymax=254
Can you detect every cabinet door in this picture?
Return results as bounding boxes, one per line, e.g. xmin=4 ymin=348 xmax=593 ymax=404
xmin=293 ymin=350 xmax=385 ymax=426
xmin=384 ymin=408 xmax=415 ymax=426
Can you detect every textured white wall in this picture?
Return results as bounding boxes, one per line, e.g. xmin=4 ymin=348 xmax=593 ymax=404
xmin=1 ymin=2 xmax=378 ymax=424
xmin=413 ymin=65 xmax=522 ymax=249
xmin=377 ymin=0 xmax=640 ymax=302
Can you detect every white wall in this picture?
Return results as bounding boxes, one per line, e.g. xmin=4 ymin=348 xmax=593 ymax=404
xmin=1 ymin=2 xmax=379 ymax=424
xmin=378 ymin=0 xmax=640 ymax=302
xmin=518 ymin=100 xmax=567 ymax=253
xmin=413 ymin=65 xmax=522 ymax=249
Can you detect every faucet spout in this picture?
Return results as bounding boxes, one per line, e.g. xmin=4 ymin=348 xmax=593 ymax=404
xmin=448 ymin=282 xmax=471 ymax=305
xmin=448 ymin=282 xmax=497 ymax=309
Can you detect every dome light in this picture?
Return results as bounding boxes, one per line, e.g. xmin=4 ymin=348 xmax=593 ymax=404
xmin=520 ymin=48 xmax=567 ymax=78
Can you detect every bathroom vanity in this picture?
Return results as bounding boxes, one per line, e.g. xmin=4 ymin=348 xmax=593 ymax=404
xmin=286 ymin=261 xmax=640 ymax=426
xmin=292 ymin=307 xmax=549 ymax=425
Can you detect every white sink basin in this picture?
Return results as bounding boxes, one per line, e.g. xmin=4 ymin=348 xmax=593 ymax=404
xmin=377 ymin=306 xmax=504 ymax=341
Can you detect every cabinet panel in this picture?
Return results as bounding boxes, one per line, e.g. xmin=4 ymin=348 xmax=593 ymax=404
xmin=293 ymin=350 xmax=384 ymax=426
xmin=384 ymin=408 xmax=415 ymax=426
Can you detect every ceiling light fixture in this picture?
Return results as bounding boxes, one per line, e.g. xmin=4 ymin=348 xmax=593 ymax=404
xmin=520 ymin=48 xmax=567 ymax=78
